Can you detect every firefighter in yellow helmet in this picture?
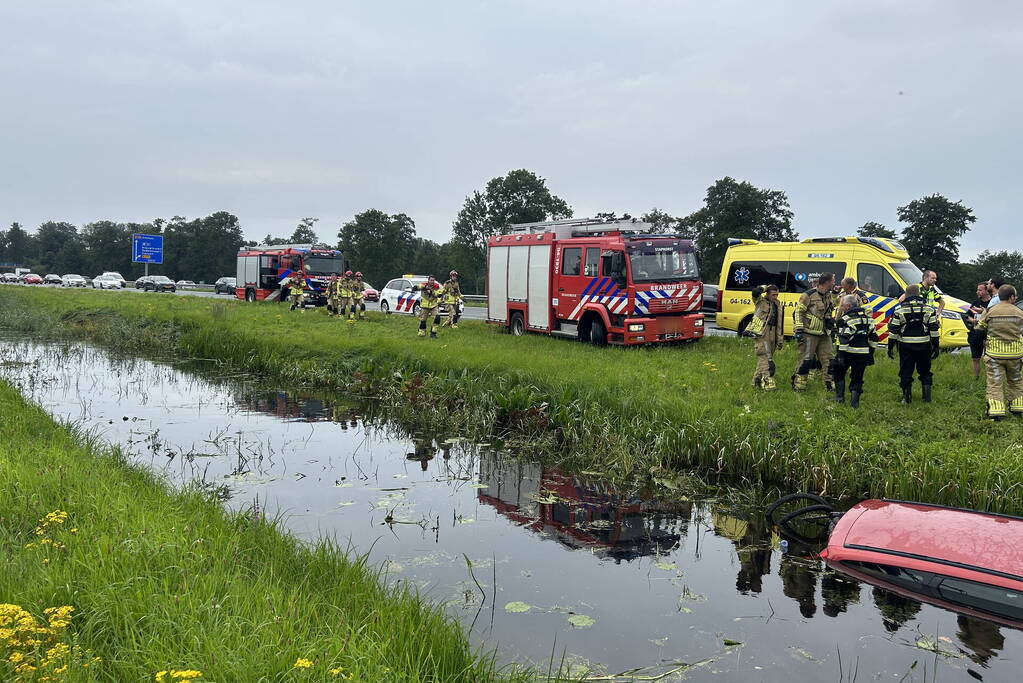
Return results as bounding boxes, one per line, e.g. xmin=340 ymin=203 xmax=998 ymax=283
xmin=748 ymin=284 xmax=784 ymax=390
xmin=887 ymin=283 xmax=940 ymax=403
xmin=440 ymin=270 xmax=463 ymax=328
xmin=413 ymin=275 xmax=442 ymax=338
xmin=286 ymin=270 xmax=307 ymax=312
xmin=338 ymin=270 xmax=355 ymax=323
xmin=351 ymin=271 xmax=367 ymax=320
xmin=793 ymin=272 xmax=837 ymax=391
xmin=975 ymin=284 xmax=1023 ymax=419
xmin=831 ymin=294 xmax=879 ymax=408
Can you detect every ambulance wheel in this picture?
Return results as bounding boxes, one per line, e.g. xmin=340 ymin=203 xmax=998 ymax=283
xmin=510 ymin=312 xmax=525 ymax=336
xmin=413 ymin=302 xmax=422 ymax=317
xmin=589 ymin=318 xmax=608 ymax=346
xmin=245 ymin=288 xmax=256 ymax=303
xmin=380 ymin=300 xmax=390 ymax=314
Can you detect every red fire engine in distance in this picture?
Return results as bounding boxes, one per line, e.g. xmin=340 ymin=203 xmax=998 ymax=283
xmin=486 ymin=218 xmax=704 ymax=345
xmin=235 ymin=244 xmax=344 ymax=305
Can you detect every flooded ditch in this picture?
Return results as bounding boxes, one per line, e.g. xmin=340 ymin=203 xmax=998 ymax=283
xmin=1 ymin=332 xmax=1018 ymax=682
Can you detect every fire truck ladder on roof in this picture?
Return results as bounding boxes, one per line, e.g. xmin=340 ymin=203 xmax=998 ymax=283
xmin=507 ymin=217 xmax=654 ymax=237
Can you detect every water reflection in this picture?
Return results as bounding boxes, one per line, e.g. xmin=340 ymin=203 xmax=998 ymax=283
xmin=1 ymin=334 xmax=1020 ymax=682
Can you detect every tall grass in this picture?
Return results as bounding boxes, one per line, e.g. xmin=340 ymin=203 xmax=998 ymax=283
xmin=0 ymin=381 xmax=555 ymax=682
xmin=2 ymin=288 xmax=1021 ymax=514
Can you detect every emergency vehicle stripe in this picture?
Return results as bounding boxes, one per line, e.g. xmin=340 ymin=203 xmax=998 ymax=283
xmin=580 ymin=278 xmax=602 ymax=297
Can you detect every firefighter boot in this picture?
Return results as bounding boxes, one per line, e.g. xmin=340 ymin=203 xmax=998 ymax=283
xmin=1011 ymin=397 xmax=1023 ymax=415
xmin=922 ymin=382 xmax=933 ymax=403
xmin=831 ymin=379 xmax=845 ymax=404
xmin=429 ymin=325 xmax=439 ymax=339
xmin=809 ymin=369 xmax=821 ymax=383
xmin=824 ymin=376 xmax=835 ymax=392
xmin=763 ymin=376 xmax=778 ymax=391
xmin=752 ymin=375 xmax=762 ymax=389
xmin=850 ymin=390 xmax=861 ymax=409
xmin=987 ymin=399 xmax=1006 ymax=420
xmin=417 ymin=321 xmax=427 ymax=338
xmin=900 ymin=385 xmax=912 ymax=404
xmin=793 ymin=373 xmax=808 ymax=391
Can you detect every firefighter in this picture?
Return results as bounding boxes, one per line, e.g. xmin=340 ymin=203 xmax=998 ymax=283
xmin=286 ymin=270 xmax=307 ymax=311
xmin=350 ymin=271 xmax=367 ymax=320
xmin=413 ymin=275 xmax=442 ymax=338
xmin=338 ymin=270 xmax=355 ymax=323
xmin=326 ymin=275 xmax=341 ymax=316
xmin=975 ymin=284 xmax=1023 ymax=419
xmin=748 ymin=284 xmax=784 ymax=390
xmin=831 ymin=294 xmax=878 ymax=408
xmin=440 ymin=270 xmax=463 ymax=328
xmin=793 ymin=272 xmax=837 ymax=391
xmin=839 ymin=276 xmax=871 ymax=307
xmin=887 ymin=284 xmax=940 ymax=403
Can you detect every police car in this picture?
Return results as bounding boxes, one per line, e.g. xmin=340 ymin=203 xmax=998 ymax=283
xmin=379 ymin=275 xmax=463 ymax=316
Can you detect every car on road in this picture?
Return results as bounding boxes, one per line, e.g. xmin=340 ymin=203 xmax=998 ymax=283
xmin=176 ymin=280 xmax=196 ymax=288
xmin=92 ymin=274 xmax=123 ymax=289
xmin=362 ymin=282 xmax=378 ymax=302
xmin=702 ymin=283 xmax=718 ymax=313
xmin=135 ymin=276 xmax=152 ymax=289
xmin=144 ymin=275 xmax=177 ymax=293
xmin=100 ymin=271 xmax=127 ymax=288
xmin=61 ymin=274 xmax=87 ymax=287
xmin=379 ymin=275 xmax=462 ymax=316
xmin=20 ymin=273 xmax=44 ymax=285
xmin=214 ymin=277 xmax=236 ymax=295
xmin=1 ymin=272 xmax=18 ymax=283
xmin=43 ymin=274 xmax=63 ymax=285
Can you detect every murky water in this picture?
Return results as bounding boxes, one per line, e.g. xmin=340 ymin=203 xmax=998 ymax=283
xmin=1 ymin=334 xmax=1018 ymax=682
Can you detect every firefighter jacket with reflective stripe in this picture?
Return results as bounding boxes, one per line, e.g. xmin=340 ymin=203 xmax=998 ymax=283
xmin=977 ymin=302 xmax=1023 ymax=359
xmin=327 ymin=280 xmax=341 ymax=298
xmin=287 ymin=276 xmax=305 ymax=295
xmin=352 ymin=279 xmax=365 ymax=300
xmin=338 ymin=277 xmax=356 ymax=297
xmin=441 ymin=279 xmax=462 ymax=304
xmin=836 ymin=307 xmax=879 ymax=354
xmin=414 ymin=282 xmax=442 ymax=308
xmin=748 ymin=294 xmax=782 ymax=337
xmin=919 ymin=283 xmax=944 ymax=308
xmin=888 ymin=296 xmax=939 ymax=346
xmin=795 ymin=288 xmax=835 ymax=336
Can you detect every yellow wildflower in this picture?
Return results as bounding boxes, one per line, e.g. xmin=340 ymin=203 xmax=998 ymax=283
xmin=294 ymin=657 xmax=314 ymax=668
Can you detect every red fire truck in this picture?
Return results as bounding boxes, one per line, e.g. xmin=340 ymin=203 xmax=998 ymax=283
xmin=235 ymin=244 xmax=344 ymax=304
xmin=486 ymin=218 xmax=704 ymax=345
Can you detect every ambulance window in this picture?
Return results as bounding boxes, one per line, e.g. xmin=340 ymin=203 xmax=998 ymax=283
xmin=563 ymin=248 xmax=582 ymax=276
xmin=584 ymin=248 xmax=600 ymax=277
xmin=787 ymin=262 xmax=846 ymax=293
xmin=727 ymin=261 xmax=787 ymax=291
xmin=858 ymin=264 xmax=902 ymax=299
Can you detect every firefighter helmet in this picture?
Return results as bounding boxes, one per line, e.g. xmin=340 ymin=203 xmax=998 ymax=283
xmin=345 ymin=270 xmax=353 ymax=277
xmin=449 ymin=270 xmax=458 ymax=278
xmin=355 ymin=271 xmax=362 ymax=278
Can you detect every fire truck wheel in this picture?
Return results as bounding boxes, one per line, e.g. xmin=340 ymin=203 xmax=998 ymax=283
xmin=509 ymin=312 xmax=525 ymax=336
xmin=245 ymin=288 xmax=256 ymax=303
xmin=588 ymin=318 xmax=608 ymax=346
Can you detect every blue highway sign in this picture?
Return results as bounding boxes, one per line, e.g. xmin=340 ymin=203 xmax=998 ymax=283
xmin=132 ymin=234 xmax=164 ymax=264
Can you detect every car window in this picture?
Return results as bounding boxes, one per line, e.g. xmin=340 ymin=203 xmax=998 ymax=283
xmin=402 ymin=280 xmax=413 ymax=290
xmin=858 ymin=263 xmax=902 ymax=298
xmin=584 ymin=247 xmax=600 ymax=277
xmin=843 ymin=560 xmax=933 ymax=592
xmin=726 ymin=261 xmax=788 ymax=291
xmin=787 ymin=262 xmax=846 ymax=293
xmin=563 ymin=248 xmax=582 ymax=276
xmin=937 ymin=576 xmax=1023 ymax=621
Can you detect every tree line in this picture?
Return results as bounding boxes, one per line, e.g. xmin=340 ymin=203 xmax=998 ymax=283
xmin=2 ymin=171 xmax=1018 ymax=298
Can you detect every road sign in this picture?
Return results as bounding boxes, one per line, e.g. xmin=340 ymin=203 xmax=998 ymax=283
xmin=132 ymin=234 xmax=164 ymax=264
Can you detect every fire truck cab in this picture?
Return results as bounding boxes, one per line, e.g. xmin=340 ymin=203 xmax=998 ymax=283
xmin=235 ymin=244 xmax=344 ymax=305
xmin=487 ymin=218 xmax=704 ymax=345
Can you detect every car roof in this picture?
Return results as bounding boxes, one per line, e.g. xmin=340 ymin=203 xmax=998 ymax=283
xmin=837 ymin=500 xmax=1023 ymax=580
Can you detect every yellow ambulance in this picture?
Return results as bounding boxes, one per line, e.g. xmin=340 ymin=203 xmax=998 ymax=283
xmin=715 ymin=236 xmax=969 ymax=348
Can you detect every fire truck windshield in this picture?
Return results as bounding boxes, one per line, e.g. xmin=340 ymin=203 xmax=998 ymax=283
xmin=303 ymin=256 xmax=343 ymax=276
xmin=626 ymin=239 xmax=699 ymax=283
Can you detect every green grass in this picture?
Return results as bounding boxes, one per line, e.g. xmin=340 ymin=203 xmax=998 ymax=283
xmin=2 ymin=287 xmax=1021 ymax=515
xmin=0 ymin=380 xmax=555 ymax=682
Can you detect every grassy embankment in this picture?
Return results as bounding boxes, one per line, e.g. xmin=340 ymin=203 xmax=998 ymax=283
xmin=2 ymin=287 xmax=1021 ymax=514
xmin=0 ymin=380 xmax=551 ymax=682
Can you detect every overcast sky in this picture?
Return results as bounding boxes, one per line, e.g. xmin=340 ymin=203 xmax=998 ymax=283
xmin=1 ymin=1 xmax=1019 ymax=259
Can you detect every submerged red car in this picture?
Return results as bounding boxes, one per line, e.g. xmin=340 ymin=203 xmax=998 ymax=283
xmin=818 ymin=500 xmax=1023 ymax=628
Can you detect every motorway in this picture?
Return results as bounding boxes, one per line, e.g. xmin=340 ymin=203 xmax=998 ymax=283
xmin=6 ymin=283 xmax=727 ymax=333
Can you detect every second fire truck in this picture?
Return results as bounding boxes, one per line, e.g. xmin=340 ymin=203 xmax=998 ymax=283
xmin=486 ymin=218 xmax=704 ymax=345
